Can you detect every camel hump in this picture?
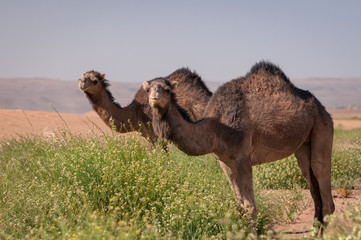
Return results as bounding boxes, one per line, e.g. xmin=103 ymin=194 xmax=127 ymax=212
xmin=166 ymin=67 xmax=212 ymax=96
xmin=167 ymin=67 xmax=193 ymax=78
xmin=246 ymin=61 xmax=291 ymax=84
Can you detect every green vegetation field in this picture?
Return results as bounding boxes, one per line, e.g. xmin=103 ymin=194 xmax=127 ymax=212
xmin=0 ymin=128 xmax=360 ymax=239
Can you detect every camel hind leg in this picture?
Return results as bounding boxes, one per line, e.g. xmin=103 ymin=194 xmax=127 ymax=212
xmin=295 ymin=142 xmax=323 ymax=223
xmin=310 ymin=118 xmax=335 ymax=221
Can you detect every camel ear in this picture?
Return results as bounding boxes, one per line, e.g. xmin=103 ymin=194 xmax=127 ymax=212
xmin=142 ymin=81 xmax=150 ymax=91
xmin=99 ymin=73 xmax=106 ymax=81
xmin=81 ymin=73 xmax=85 ymax=79
xmin=170 ymin=80 xmax=178 ymax=89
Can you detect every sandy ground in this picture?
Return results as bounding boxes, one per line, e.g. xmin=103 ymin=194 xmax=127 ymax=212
xmin=0 ymin=109 xmax=112 ymax=139
xmin=1 ymin=109 xmax=361 ymax=140
xmin=329 ymin=109 xmax=361 ymax=130
xmin=329 ymin=109 xmax=361 ymax=119
xmin=0 ymin=109 xmax=360 ymax=238
xmin=275 ymin=190 xmax=361 ymax=239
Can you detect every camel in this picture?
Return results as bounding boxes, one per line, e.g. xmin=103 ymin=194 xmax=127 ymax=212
xmin=79 ymin=68 xmax=212 ymax=143
xmin=142 ymin=61 xmax=335 ymax=228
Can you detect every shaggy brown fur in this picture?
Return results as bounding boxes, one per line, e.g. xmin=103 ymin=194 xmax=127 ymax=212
xmin=143 ymin=61 xmax=335 ymax=228
xmin=79 ymin=68 xmax=212 ymax=143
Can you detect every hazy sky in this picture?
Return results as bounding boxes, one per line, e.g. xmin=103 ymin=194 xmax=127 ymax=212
xmin=1 ymin=0 xmax=360 ymax=82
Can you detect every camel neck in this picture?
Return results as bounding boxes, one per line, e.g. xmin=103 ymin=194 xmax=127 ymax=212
xmin=86 ymin=88 xmax=138 ymax=133
xmin=156 ymin=103 xmax=217 ymax=156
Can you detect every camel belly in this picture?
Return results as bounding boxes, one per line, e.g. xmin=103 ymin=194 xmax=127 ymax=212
xmin=250 ymin=131 xmax=310 ymax=166
xmin=251 ymin=148 xmax=294 ymax=166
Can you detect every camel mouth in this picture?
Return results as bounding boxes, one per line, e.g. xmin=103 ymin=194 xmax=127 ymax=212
xmin=149 ymin=97 xmax=161 ymax=104
xmin=149 ymin=97 xmax=164 ymax=108
xmin=79 ymin=84 xmax=88 ymax=91
xmin=79 ymin=81 xmax=92 ymax=91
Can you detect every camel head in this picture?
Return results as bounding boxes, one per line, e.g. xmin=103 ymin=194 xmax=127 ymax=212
xmin=142 ymin=78 xmax=178 ymax=116
xmin=79 ymin=70 xmax=106 ymax=95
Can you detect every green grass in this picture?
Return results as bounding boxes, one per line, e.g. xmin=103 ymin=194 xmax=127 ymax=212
xmin=0 ymin=134 xmax=261 ymax=239
xmin=334 ymin=128 xmax=361 ymax=146
xmin=347 ymin=116 xmax=361 ymax=121
xmin=332 ymin=129 xmax=361 ymax=189
xmin=0 ymin=128 xmax=360 ymax=239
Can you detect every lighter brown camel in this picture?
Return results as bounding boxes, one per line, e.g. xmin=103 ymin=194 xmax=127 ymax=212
xmin=143 ymin=61 xmax=335 ymax=228
xmin=79 ymin=68 xmax=212 ymax=144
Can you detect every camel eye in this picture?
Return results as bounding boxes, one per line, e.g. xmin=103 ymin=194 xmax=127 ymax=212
xmin=93 ymin=79 xmax=98 ymax=84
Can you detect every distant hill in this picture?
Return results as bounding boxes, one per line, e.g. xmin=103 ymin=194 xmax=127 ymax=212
xmin=0 ymin=78 xmax=141 ymax=114
xmin=0 ymin=77 xmax=360 ymax=114
xmin=292 ymin=78 xmax=361 ymax=109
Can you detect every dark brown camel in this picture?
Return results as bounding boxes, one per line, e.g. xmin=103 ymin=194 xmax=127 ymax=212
xmin=142 ymin=61 xmax=335 ymax=228
xmin=79 ymin=68 xmax=212 ymax=143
